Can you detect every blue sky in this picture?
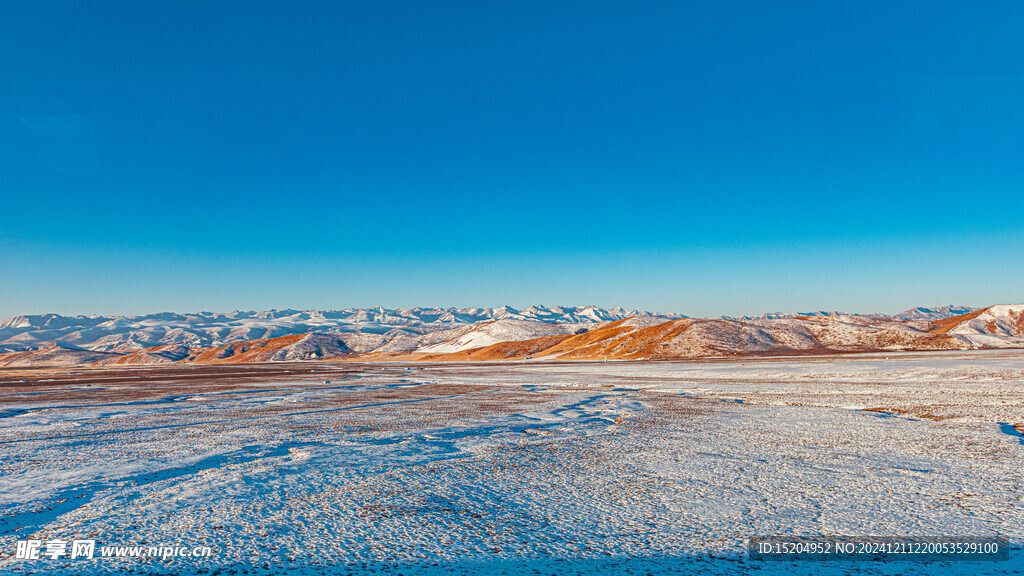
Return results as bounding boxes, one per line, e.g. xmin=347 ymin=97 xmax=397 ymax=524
xmin=2 ymin=1 xmax=1023 ymax=318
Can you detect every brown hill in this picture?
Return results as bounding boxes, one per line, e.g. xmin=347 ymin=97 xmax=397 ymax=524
xmin=192 ymin=334 xmax=308 ymax=363
xmin=929 ymin=307 xmax=991 ymax=335
xmin=0 ymin=345 xmax=122 ymax=367
xmin=97 ymin=344 xmax=193 ymax=365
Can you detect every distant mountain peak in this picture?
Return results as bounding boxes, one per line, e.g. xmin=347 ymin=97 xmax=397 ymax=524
xmin=893 ymin=305 xmax=978 ymax=321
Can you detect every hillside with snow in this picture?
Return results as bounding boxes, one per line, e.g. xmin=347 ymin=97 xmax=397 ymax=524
xmin=941 ymin=304 xmax=1024 ymax=347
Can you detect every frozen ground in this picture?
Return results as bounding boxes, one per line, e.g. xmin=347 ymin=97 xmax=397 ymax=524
xmin=1 ymin=352 xmax=1022 ymax=575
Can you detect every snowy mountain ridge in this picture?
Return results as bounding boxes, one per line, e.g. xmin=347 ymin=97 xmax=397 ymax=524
xmin=1 ymin=304 xmax=1012 ymax=366
xmin=892 ymin=305 xmax=979 ymax=321
xmin=0 ymin=306 xmax=683 ymax=354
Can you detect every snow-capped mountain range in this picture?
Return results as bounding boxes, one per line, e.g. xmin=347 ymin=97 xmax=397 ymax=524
xmin=2 ymin=304 xmax=1021 ymax=367
xmin=0 ymin=306 xmax=681 ymax=354
xmin=890 ymin=305 xmax=978 ymax=321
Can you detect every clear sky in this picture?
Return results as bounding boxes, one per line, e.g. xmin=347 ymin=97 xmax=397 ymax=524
xmin=2 ymin=1 xmax=1023 ymax=319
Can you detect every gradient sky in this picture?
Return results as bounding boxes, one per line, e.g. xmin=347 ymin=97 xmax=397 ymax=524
xmin=2 ymin=1 xmax=1024 ymax=319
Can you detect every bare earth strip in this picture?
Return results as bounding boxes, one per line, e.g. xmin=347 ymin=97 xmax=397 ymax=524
xmin=0 ymin=352 xmax=1022 ymax=575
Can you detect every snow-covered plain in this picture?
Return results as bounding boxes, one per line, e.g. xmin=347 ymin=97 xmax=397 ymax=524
xmin=1 ymin=352 xmax=1022 ymax=575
